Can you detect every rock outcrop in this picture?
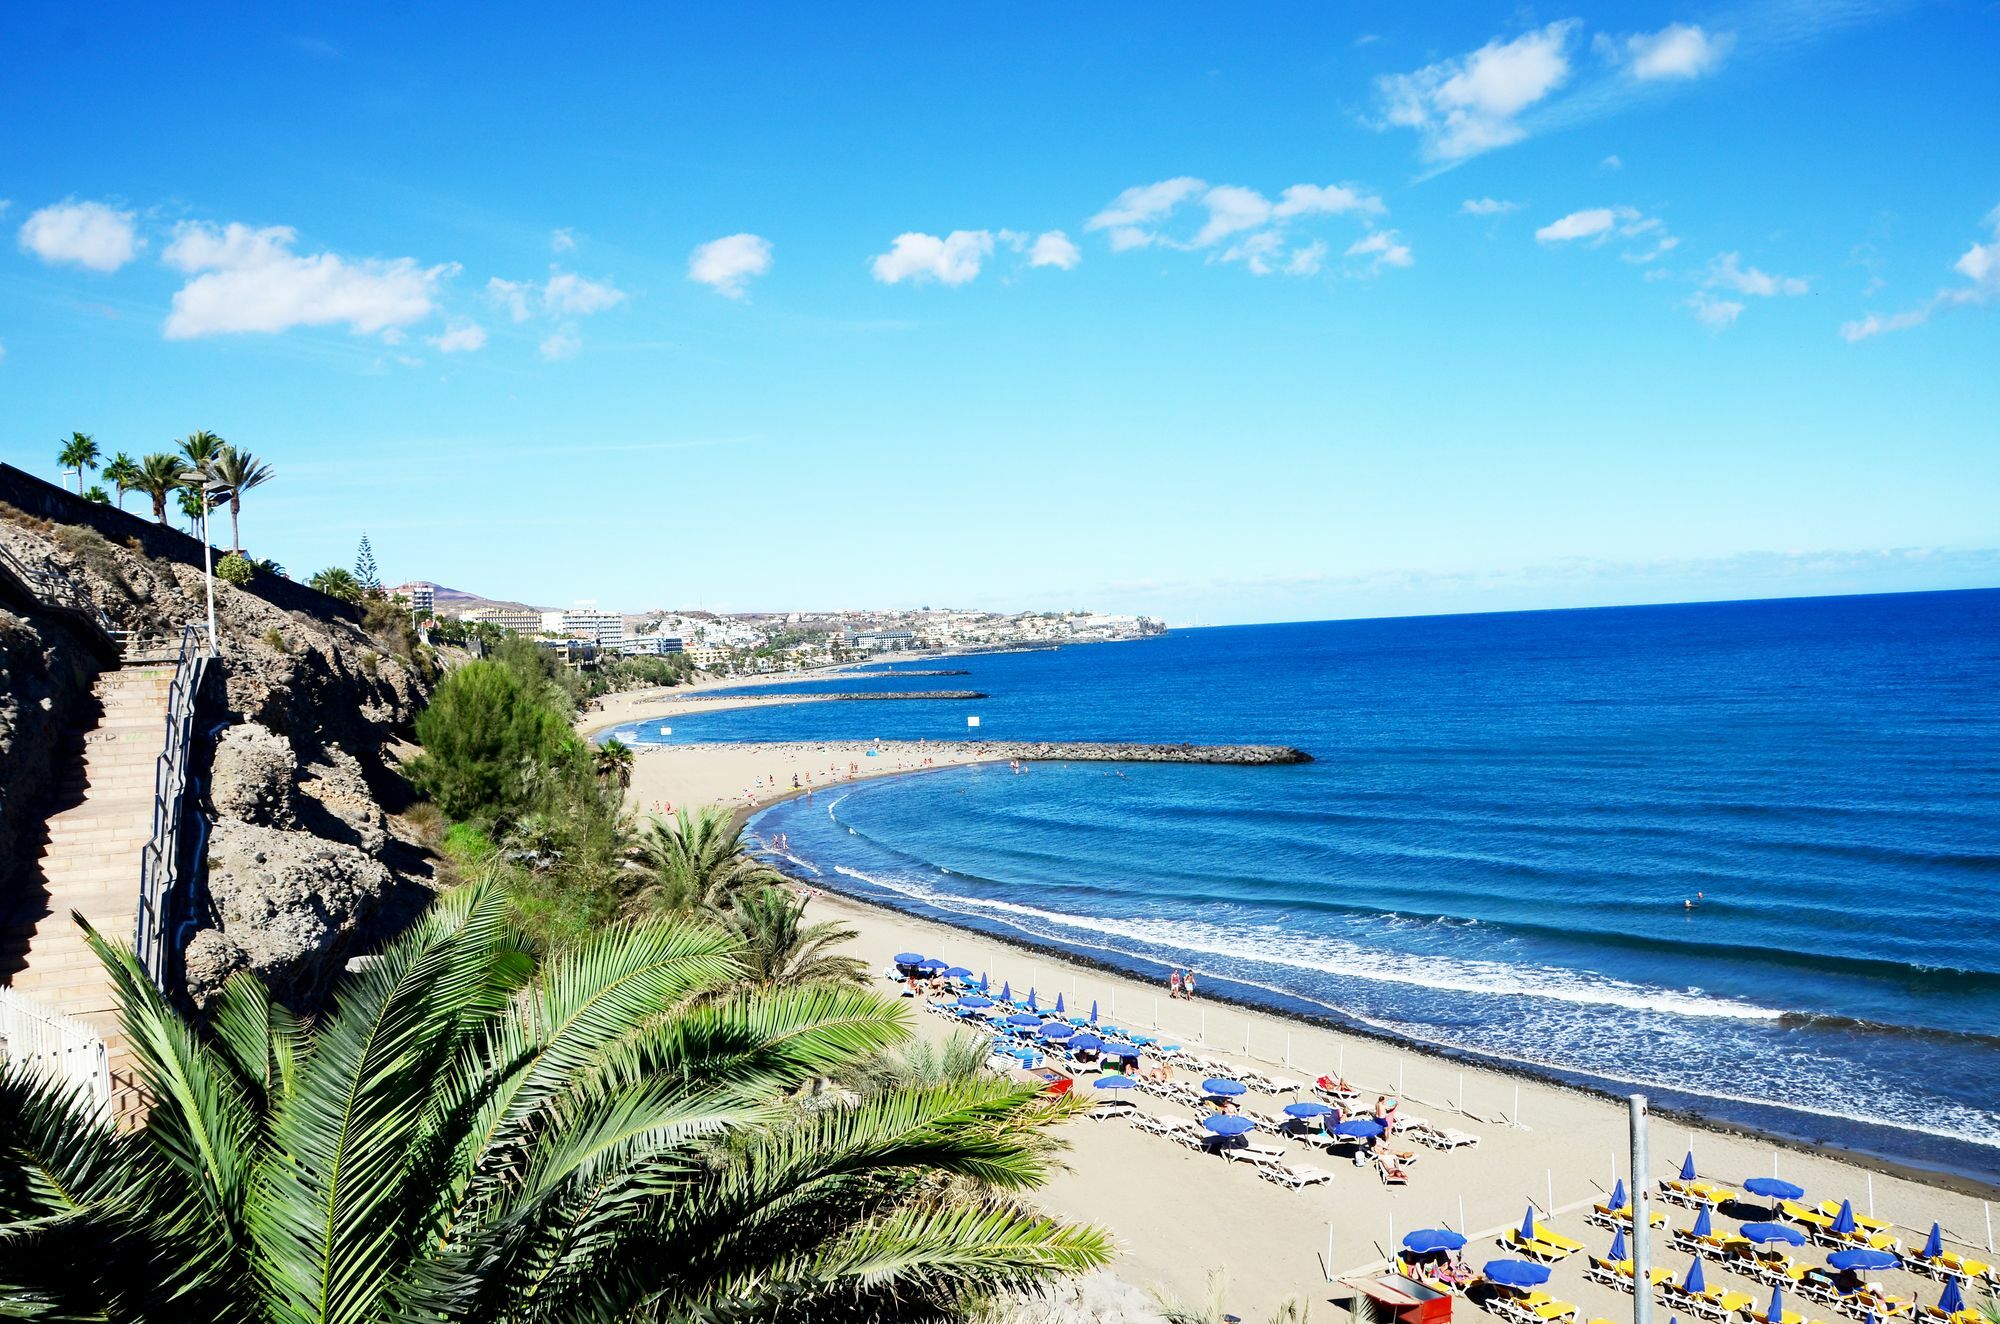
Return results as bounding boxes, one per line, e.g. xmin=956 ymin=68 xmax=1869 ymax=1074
xmin=1 ymin=506 xmax=435 ymax=1011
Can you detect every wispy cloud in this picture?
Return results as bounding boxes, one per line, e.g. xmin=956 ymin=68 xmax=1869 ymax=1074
xmin=1461 ymin=197 xmax=1520 ymax=216
xmin=161 ymin=221 xmax=454 ymax=339
xmin=1086 ymin=177 xmax=1390 ymax=277
xmin=1375 ymin=21 xmax=1579 ymax=163
xmin=1842 ymin=205 xmax=2000 ymax=342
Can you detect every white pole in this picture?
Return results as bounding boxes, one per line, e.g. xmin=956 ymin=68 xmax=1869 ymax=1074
xmin=1286 ymin=1031 xmax=1293 ymax=1068
xmin=1153 ymin=996 xmax=1158 ymax=1026
xmin=1633 ymin=1096 xmax=1652 ymax=1324
xmin=1547 ymin=1169 xmax=1555 ymax=1216
xmin=1459 ymin=1194 xmax=1467 ymax=1233
xmin=1339 ymin=1046 xmax=1346 ymax=1077
xmin=1458 ymin=1072 xmax=1465 ymax=1111
xmin=200 ymin=499 xmax=217 ymax=654
xmin=1327 ymin=1224 xmax=1335 ymax=1282
xmin=1398 ymin=1059 xmax=1405 ymax=1095
xmin=1200 ymin=1008 xmax=1207 ymax=1044
xmin=1513 ymin=1084 xmax=1521 ymax=1128
xmin=1866 ymin=1174 xmax=1874 ymax=1217
xmin=1984 ymin=1201 xmax=1992 ymax=1252
xmin=1245 ymin=1024 xmax=1251 ymax=1056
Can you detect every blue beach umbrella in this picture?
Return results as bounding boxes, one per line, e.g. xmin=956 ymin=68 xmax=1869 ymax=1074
xmin=1683 ymin=1257 xmax=1708 ymax=1295
xmin=1767 ymin=1286 xmax=1786 ymax=1323
xmin=1089 ymin=999 xmax=1099 ymax=1023
xmin=1004 ymin=1012 xmax=1040 ymax=1028
xmin=1828 ymin=1249 xmax=1898 ymax=1272
xmin=1069 ymin=1032 xmax=1104 ymax=1052
xmin=1333 ymin=1118 xmax=1385 ymax=1139
xmin=1202 ymin=1078 xmax=1247 ymax=1097
xmin=1039 ymin=1021 xmax=1075 ymax=1040
xmin=980 ymin=971 xmax=989 ymax=991
xmin=944 ymin=966 xmax=974 ymax=979
xmin=1741 ymin=1223 xmax=1806 ymax=1246
xmin=1404 ymin=1229 xmax=1468 ymax=1254
xmin=1284 ymin=1101 xmax=1333 ymax=1118
xmin=1680 ymin=1151 xmax=1698 ymax=1182
xmin=1693 ymin=1205 xmax=1714 ymax=1239
xmin=1099 ymin=1041 xmax=1138 ymax=1057
xmin=999 ymin=981 xmax=1011 ymax=1002
xmin=956 ymin=995 xmax=994 ymax=1009
xmin=1483 ymin=1260 xmax=1552 ymax=1290
xmin=1609 ymin=1178 xmax=1628 ymax=1210
xmin=1830 ymin=1201 xmax=1858 ymax=1236
xmin=893 ymin=952 xmax=924 ymax=966
xmin=1028 ymin=988 xmax=1038 ymax=1011
xmin=1921 ymin=1223 xmax=1944 ymax=1260
xmin=1522 ymin=1206 xmax=1542 ymax=1240
xmin=1093 ymin=1074 xmax=1139 ymax=1091
xmin=1609 ymin=1228 xmax=1628 ymax=1262
xmin=1938 ymin=1280 xmax=1966 ymax=1317
xmin=1202 ymin=1114 xmax=1256 ymax=1136
xmin=918 ymin=958 xmax=948 ymax=972
xmin=1743 ymin=1177 xmax=1806 ymax=1202
xmin=1054 ymin=993 xmax=1065 ymax=1015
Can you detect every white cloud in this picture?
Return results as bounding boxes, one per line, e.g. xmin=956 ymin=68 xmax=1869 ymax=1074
xmin=18 ymin=199 xmax=141 ymax=272
xmin=1842 ymin=204 xmax=2000 ymax=342
xmin=1620 ymin=23 xmax=1733 ymax=81
xmin=1461 ymin=197 xmax=1519 ymax=216
xmin=1376 ymin=22 xmax=1577 ymax=162
xmin=1346 ymin=229 xmax=1414 ymax=272
xmin=488 ymin=277 xmax=533 ymax=323
xmin=488 ymin=269 xmax=626 ymax=322
xmin=1687 ymin=290 xmax=1745 ymax=329
xmin=429 ymin=321 xmax=487 ymax=353
xmin=687 ymin=233 xmax=773 ymax=298
xmin=1706 ymin=252 xmax=1808 ymax=297
xmin=1026 ymin=230 xmax=1081 ymax=270
xmin=539 ymin=327 xmax=582 ymax=361
xmin=1088 ymin=178 xmax=1385 ymax=275
xmin=550 ymin=227 xmax=576 ymax=253
xmin=1601 ymin=154 xmax=1624 ymax=170
xmin=1536 ymin=207 xmax=1625 ymax=243
xmin=1086 ymin=177 xmax=1206 ymax=232
xmin=543 ymin=270 xmax=625 ymax=315
xmin=160 ymin=221 xmax=452 ymax=339
xmin=870 ymin=230 xmax=994 ymax=285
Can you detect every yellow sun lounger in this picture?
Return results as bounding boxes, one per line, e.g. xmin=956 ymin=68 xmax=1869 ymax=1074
xmin=1616 ymin=1260 xmax=1673 ymax=1287
xmin=1523 ymin=1291 xmax=1579 ymax=1322
xmin=1700 ymin=1289 xmax=1756 ymax=1315
xmin=1594 ymin=1200 xmax=1668 ymax=1228
xmin=1781 ymin=1201 xmax=1835 ymax=1231
xmin=1815 ymin=1201 xmax=1894 ymax=1234
xmin=1914 ymin=1250 xmax=1994 ymax=1282
xmin=1507 ymin=1227 xmax=1583 ymax=1262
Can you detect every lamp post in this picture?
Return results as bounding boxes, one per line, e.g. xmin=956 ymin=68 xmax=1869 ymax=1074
xmin=183 ymin=472 xmax=233 ymax=656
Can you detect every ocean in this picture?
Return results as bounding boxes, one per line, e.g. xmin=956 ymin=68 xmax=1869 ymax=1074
xmin=620 ymin=590 xmax=2000 ymax=1182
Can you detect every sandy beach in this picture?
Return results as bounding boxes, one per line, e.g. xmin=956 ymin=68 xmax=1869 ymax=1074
xmin=575 ymin=682 xmax=2000 ymax=1322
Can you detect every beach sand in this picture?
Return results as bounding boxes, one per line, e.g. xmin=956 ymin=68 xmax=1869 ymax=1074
xmin=577 ymin=682 xmax=2000 ymax=1323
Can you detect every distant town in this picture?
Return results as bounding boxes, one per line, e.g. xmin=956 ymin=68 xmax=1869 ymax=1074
xmin=393 ymin=581 xmax=1165 ymax=676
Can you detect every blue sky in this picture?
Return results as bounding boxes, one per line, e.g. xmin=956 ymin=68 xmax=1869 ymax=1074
xmin=3 ymin=2 xmax=1996 ymax=624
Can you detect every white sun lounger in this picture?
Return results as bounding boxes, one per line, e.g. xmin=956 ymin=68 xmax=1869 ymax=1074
xmin=1262 ymin=1163 xmax=1336 ymax=1190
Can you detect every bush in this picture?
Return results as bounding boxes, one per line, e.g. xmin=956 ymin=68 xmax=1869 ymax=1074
xmin=214 ymin=552 xmax=254 ymax=586
xmin=261 ymin=627 xmax=288 ymax=653
xmin=440 ymin=820 xmax=496 ymax=863
xmin=408 ymin=659 xmax=582 ymax=821
xmin=52 ymin=524 xmax=129 ymax=589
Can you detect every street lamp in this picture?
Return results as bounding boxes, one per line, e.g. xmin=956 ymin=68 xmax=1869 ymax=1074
xmin=182 ymin=471 xmax=234 ymax=656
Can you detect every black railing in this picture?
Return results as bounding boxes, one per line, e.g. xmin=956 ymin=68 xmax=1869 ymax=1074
xmin=134 ymin=626 xmax=213 ymax=995
xmin=0 ymin=537 xmax=130 ymax=651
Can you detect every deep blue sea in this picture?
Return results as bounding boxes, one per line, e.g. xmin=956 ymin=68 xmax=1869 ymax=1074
xmin=615 ymin=591 xmax=2000 ymax=1182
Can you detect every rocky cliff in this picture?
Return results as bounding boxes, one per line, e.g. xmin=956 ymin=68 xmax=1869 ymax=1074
xmin=0 ymin=504 xmax=436 ymax=1009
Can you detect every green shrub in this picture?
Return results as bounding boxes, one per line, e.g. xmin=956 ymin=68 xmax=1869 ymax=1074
xmin=408 ymin=659 xmax=582 ymax=821
xmin=359 ymin=649 xmax=380 ymax=677
xmin=440 ymin=820 xmax=496 ymax=863
xmin=261 ymin=627 xmax=288 ymax=653
xmin=214 ymin=552 xmax=253 ymax=586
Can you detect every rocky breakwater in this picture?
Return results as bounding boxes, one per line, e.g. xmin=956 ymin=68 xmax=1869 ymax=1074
xmin=964 ymin=741 xmax=1311 ymax=765
xmin=0 ymin=506 xmax=433 ymax=1010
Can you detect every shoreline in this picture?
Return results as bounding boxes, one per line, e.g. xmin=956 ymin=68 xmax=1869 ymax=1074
xmin=784 ymin=856 xmax=2000 ymax=1203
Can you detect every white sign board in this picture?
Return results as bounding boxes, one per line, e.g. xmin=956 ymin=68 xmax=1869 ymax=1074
xmin=967 ymin=715 xmax=981 ymax=728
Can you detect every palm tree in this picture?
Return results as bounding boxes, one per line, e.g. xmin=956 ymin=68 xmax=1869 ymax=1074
xmin=131 ymin=452 xmax=184 ymax=525
xmin=0 ymin=885 xmax=1110 ymax=1320
xmin=102 ymin=452 xmax=139 ymax=511
xmin=176 ymin=486 xmax=208 ymax=534
xmin=177 ymin=428 xmax=227 ymax=475
xmin=81 ymin=485 xmax=110 ymax=504
xmin=308 ymin=566 xmax=363 ymax=602
xmin=56 ymin=431 xmax=99 ymax=491
xmin=726 ymin=885 xmax=869 ymax=987
xmin=208 ymin=446 xmax=274 ymax=552
xmin=633 ymin=805 xmax=786 ymax=915
xmin=594 ymin=737 xmax=635 ymax=789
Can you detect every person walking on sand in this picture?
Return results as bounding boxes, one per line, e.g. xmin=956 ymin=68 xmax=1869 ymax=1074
xmin=1168 ymin=968 xmax=1182 ymax=1000
xmin=1183 ymin=971 xmax=1197 ymax=1001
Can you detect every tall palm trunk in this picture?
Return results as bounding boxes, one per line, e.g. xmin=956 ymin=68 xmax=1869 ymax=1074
xmin=229 ymin=493 xmax=242 ymax=552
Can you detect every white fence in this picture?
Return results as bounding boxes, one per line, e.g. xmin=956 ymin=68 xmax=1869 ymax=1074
xmin=0 ymin=986 xmax=111 ymax=1119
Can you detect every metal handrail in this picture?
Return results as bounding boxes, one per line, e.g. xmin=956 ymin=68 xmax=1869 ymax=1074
xmin=133 ymin=625 xmax=213 ymax=995
xmin=0 ymin=537 xmax=129 ymax=648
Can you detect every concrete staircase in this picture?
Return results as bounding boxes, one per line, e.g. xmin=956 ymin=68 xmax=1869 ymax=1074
xmin=0 ymin=663 xmax=176 ymax=1114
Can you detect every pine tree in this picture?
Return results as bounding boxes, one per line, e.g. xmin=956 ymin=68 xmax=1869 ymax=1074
xmin=354 ymin=532 xmax=381 ymax=593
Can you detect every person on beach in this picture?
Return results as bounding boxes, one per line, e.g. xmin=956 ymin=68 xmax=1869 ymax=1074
xmin=1183 ymin=971 xmax=1197 ymax=1000
xmin=1168 ymin=969 xmax=1182 ymax=999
